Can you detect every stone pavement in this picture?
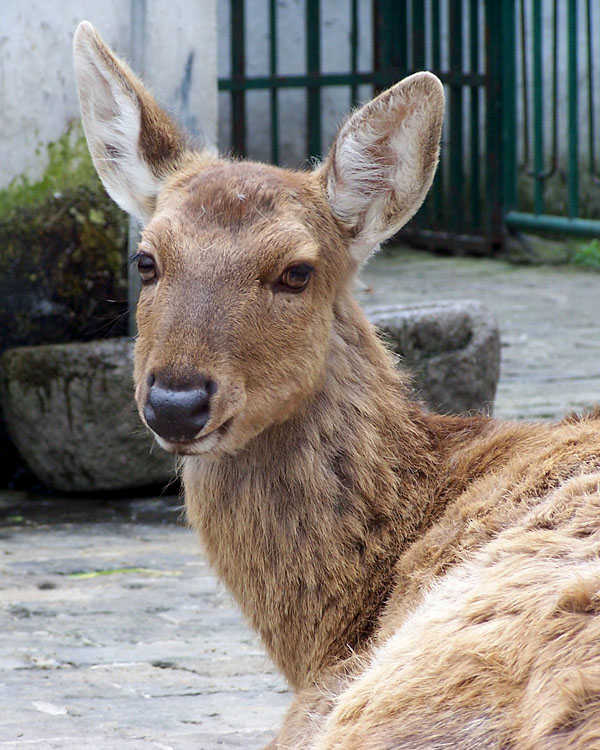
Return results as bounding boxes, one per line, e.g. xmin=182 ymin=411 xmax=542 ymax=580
xmin=1 ymin=249 xmax=599 ymax=749
xmin=0 ymin=495 xmax=286 ymax=749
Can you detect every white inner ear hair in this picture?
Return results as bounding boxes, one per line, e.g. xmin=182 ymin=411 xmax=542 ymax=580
xmin=327 ymin=91 xmax=433 ymax=266
xmin=75 ymin=47 xmax=161 ymax=224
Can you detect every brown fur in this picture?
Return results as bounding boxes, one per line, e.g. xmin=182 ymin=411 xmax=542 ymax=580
xmin=74 ymin=23 xmax=600 ymax=748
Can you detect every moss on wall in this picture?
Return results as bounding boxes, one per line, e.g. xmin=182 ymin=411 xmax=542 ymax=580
xmin=1 ymin=125 xmax=102 ymax=217
xmin=0 ymin=124 xmax=129 ymax=352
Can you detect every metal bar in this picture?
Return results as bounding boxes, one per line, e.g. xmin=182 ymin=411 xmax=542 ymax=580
xmin=520 ymin=0 xmax=558 ymax=182
xmin=128 ymin=0 xmax=147 ymax=336
xmin=306 ymin=0 xmax=322 ymax=159
xmin=269 ymin=0 xmax=279 ymax=164
xmin=448 ymin=0 xmax=464 ymax=233
xmin=412 ymin=0 xmax=425 ymax=69
xmin=396 ymin=0 xmax=408 ymax=84
xmin=501 ymin=0 xmax=517 ymax=212
xmin=411 ymin=0 xmax=426 ymax=227
xmin=521 ymin=0 xmax=557 ymax=181
xmin=525 ymin=3 xmax=559 ymax=190
xmin=218 ymin=70 xmax=487 ymax=91
xmin=373 ymin=0 xmax=407 ymax=92
xmin=469 ymin=0 xmax=480 ymax=229
xmin=587 ymin=0 xmax=598 ymax=180
xmin=350 ymin=0 xmax=359 ymax=107
xmin=567 ymin=0 xmax=579 ymax=217
xmin=587 ymin=0 xmax=600 ymax=183
xmin=531 ymin=0 xmax=544 ymax=213
xmin=220 ymin=73 xmax=379 ymax=90
xmin=506 ymin=211 xmax=600 ymax=238
xmin=373 ymin=0 xmax=382 ymax=86
xmin=541 ymin=0 xmax=559 ymax=180
xmin=519 ymin=0 xmax=529 ymax=169
xmin=429 ymin=0 xmax=443 ymax=227
xmin=230 ymin=0 xmax=246 ymax=156
xmin=431 ymin=0 xmax=441 ymax=70
xmin=485 ymin=0 xmax=509 ymax=249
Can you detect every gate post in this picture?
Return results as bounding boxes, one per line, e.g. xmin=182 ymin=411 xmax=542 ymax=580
xmin=485 ymin=0 xmax=516 ymax=252
xmin=373 ymin=0 xmax=407 ymax=91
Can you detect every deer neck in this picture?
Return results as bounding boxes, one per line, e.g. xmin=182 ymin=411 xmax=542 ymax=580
xmin=183 ymin=296 xmax=452 ymax=689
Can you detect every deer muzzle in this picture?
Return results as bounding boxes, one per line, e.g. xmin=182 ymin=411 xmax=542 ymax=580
xmin=143 ymin=374 xmax=214 ymax=444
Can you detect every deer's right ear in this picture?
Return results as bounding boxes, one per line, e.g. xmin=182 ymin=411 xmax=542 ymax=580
xmin=73 ymin=21 xmax=186 ymax=225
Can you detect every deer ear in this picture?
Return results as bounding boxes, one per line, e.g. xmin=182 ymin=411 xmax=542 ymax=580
xmin=323 ymin=72 xmax=444 ymax=265
xmin=73 ymin=21 xmax=187 ymax=225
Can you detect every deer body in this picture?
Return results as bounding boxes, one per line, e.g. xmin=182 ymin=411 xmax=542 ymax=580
xmin=74 ymin=22 xmax=600 ymax=748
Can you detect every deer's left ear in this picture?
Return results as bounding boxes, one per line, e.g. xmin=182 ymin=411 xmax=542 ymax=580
xmin=321 ymin=72 xmax=444 ymax=265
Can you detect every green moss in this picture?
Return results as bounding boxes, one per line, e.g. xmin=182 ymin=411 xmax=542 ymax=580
xmin=0 ymin=124 xmax=129 ymax=351
xmin=0 ymin=124 xmax=99 ymax=220
xmin=571 ymin=239 xmax=600 ymax=271
xmin=0 ymin=126 xmax=131 ymax=490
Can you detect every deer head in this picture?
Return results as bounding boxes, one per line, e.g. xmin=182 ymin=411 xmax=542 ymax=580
xmin=73 ymin=21 xmax=444 ymax=459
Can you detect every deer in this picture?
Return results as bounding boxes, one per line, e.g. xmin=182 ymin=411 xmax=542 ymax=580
xmin=73 ymin=21 xmax=600 ymax=749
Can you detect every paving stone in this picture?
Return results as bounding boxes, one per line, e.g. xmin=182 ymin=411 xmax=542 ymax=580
xmin=0 ymin=495 xmax=288 ymax=749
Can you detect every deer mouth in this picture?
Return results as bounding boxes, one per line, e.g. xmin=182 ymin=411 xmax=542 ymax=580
xmin=153 ymin=418 xmax=232 ymax=456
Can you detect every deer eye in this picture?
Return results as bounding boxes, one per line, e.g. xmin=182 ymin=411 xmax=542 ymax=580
xmin=275 ymin=264 xmax=313 ymax=293
xmin=135 ymin=253 xmax=158 ymax=284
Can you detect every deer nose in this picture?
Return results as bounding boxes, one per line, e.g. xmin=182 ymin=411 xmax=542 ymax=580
xmin=144 ymin=376 xmax=213 ymax=443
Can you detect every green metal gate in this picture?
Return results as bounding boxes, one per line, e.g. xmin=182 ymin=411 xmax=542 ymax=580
xmin=218 ymin=1 xmax=600 ymax=254
xmin=505 ymin=0 xmax=600 ymax=239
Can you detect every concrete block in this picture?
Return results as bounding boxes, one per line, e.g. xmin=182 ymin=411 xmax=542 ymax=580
xmin=369 ymin=300 xmax=500 ymax=415
xmin=0 ymin=301 xmax=499 ymax=491
xmin=0 ymin=339 xmax=175 ymax=492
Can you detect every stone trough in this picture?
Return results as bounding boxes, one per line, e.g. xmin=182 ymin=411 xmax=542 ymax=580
xmin=369 ymin=300 xmax=500 ymax=416
xmin=0 ymin=339 xmax=175 ymax=492
xmin=0 ymin=300 xmax=499 ymax=492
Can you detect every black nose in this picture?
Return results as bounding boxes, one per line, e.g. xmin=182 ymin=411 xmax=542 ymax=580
xmin=144 ymin=375 xmax=213 ymax=443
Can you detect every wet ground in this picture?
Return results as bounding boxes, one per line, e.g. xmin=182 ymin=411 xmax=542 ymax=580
xmin=1 ymin=249 xmax=599 ymax=748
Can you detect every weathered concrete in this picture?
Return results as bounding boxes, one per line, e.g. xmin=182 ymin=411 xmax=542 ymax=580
xmin=0 ymin=339 xmax=175 ymax=492
xmin=1 ymin=301 xmax=499 ymax=491
xmin=1 ymin=250 xmax=598 ymax=749
xmin=370 ymin=300 xmax=500 ymax=415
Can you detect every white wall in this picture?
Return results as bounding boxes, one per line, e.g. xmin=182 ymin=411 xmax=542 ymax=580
xmin=0 ymin=0 xmax=218 ymax=189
